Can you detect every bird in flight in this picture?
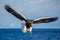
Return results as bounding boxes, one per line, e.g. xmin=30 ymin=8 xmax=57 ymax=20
xmin=4 ymin=5 xmax=58 ymax=34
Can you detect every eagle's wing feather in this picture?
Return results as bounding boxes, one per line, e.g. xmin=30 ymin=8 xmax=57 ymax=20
xmin=4 ymin=5 xmax=27 ymax=21
xmin=33 ymin=17 xmax=58 ymax=24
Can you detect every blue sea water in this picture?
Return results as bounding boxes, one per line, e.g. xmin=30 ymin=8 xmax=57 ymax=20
xmin=0 ymin=29 xmax=60 ymax=40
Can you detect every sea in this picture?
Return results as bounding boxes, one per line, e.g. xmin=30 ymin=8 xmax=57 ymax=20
xmin=0 ymin=29 xmax=60 ymax=40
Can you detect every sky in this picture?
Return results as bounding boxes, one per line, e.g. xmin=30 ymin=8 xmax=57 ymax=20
xmin=0 ymin=0 xmax=60 ymax=29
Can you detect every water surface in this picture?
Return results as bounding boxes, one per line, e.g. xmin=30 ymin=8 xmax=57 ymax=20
xmin=0 ymin=29 xmax=60 ymax=40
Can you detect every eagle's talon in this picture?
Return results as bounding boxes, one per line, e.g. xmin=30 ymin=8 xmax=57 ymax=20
xmin=30 ymin=32 xmax=32 ymax=35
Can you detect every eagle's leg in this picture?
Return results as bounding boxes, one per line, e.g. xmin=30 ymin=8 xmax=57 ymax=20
xmin=21 ymin=23 xmax=27 ymax=33
xmin=23 ymin=26 xmax=28 ymax=33
xmin=29 ymin=27 xmax=32 ymax=34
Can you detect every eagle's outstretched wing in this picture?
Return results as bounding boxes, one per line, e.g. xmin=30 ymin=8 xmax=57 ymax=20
xmin=33 ymin=17 xmax=58 ymax=24
xmin=4 ymin=5 xmax=27 ymax=21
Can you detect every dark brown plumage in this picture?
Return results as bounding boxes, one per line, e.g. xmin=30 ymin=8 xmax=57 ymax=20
xmin=4 ymin=5 xmax=58 ymax=29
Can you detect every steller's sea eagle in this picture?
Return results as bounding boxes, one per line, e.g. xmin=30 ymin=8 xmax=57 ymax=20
xmin=4 ymin=5 xmax=58 ymax=34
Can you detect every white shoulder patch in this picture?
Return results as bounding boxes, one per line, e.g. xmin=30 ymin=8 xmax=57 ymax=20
xmin=34 ymin=17 xmax=50 ymax=21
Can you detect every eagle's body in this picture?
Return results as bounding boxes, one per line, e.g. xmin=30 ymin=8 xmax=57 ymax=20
xmin=4 ymin=5 xmax=58 ymax=33
xmin=26 ymin=20 xmax=33 ymax=28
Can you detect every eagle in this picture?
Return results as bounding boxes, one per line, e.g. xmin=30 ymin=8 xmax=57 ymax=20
xmin=4 ymin=5 xmax=58 ymax=34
